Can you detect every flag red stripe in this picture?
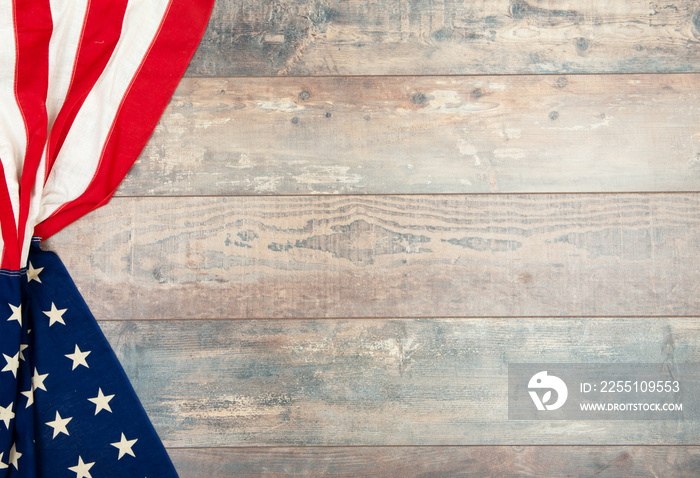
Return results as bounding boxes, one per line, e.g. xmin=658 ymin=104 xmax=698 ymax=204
xmin=35 ymin=0 xmax=215 ymax=240
xmin=44 ymin=0 xmax=129 ymax=179
xmin=14 ymin=0 xmax=52 ymax=264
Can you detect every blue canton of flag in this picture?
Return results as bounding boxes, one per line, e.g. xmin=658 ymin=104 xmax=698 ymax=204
xmin=0 ymin=240 xmax=178 ymax=477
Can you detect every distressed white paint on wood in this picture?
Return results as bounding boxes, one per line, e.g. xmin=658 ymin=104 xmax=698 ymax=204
xmin=44 ymin=193 xmax=700 ymax=320
xmin=167 ymin=446 xmax=700 ymax=477
xmin=99 ymin=317 xmax=700 ymax=446
xmin=119 ymin=74 xmax=700 ymax=196
xmin=187 ymin=0 xmax=700 ymax=76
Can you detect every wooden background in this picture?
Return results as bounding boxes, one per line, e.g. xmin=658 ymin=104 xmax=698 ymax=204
xmin=45 ymin=0 xmax=700 ymax=476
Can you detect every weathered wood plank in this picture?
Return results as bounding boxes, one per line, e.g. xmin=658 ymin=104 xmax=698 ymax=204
xmin=168 ymin=446 xmax=700 ymax=477
xmin=187 ymin=0 xmax=700 ymax=76
xmin=44 ymin=194 xmax=700 ymax=320
xmin=100 ymin=317 xmax=700 ymax=446
xmin=121 ymin=74 xmax=700 ymax=196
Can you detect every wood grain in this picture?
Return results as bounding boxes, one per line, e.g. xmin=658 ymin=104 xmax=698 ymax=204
xmin=99 ymin=317 xmax=700 ymax=446
xmin=121 ymin=74 xmax=700 ymax=196
xmin=35 ymin=0 xmax=700 ymax=470
xmin=45 ymin=194 xmax=700 ymax=320
xmin=187 ymin=0 xmax=700 ymax=76
xmin=167 ymin=446 xmax=700 ymax=477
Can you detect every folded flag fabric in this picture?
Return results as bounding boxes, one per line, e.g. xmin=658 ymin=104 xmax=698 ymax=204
xmin=1 ymin=240 xmax=179 ymax=477
xmin=0 ymin=0 xmax=214 ymax=476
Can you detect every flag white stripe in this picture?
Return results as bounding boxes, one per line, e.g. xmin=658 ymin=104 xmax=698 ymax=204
xmin=0 ymin=0 xmax=26 ymax=246
xmin=21 ymin=0 xmax=90 ymax=265
xmin=46 ymin=0 xmax=90 ymax=131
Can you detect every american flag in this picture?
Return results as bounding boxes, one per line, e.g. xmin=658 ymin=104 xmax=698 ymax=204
xmin=0 ymin=1 xmax=214 ymax=476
